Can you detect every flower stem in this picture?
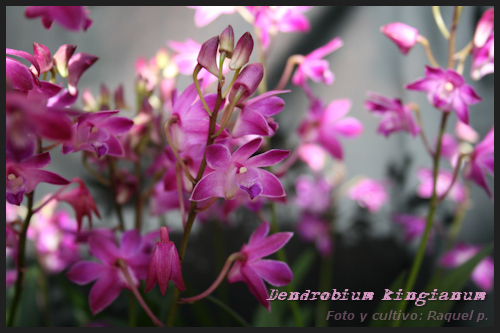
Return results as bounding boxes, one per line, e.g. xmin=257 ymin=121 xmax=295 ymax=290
xmin=163 ymin=116 xmax=196 ymax=184
xmin=408 ymin=103 xmax=434 ymax=157
xmin=117 ymin=259 xmax=164 ymax=327
xmin=7 ymin=191 xmax=35 ymax=327
xmin=447 ymin=6 xmax=462 ymax=69
xmin=206 ymin=295 xmax=250 ymax=327
xmin=274 ymin=55 xmax=304 ymax=91
xmin=432 ymin=6 xmax=450 ymax=39
xmin=416 ymin=35 xmax=439 ymax=67
xmin=179 ymin=252 xmax=245 ymax=304
xmin=393 ymin=112 xmax=449 ymax=327
xmin=193 ymin=64 xmax=213 ymax=117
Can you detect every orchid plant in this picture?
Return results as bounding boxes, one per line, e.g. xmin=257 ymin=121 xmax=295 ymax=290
xmin=6 ymin=6 xmax=493 ymax=327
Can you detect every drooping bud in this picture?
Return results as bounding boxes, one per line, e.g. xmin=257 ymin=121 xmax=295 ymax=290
xmin=228 ymin=63 xmax=263 ymax=105
xmin=197 ymin=36 xmax=220 ymax=78
xmin=220 ymin=25 xmax=235 ymax=58
xmin=229 ymin=32 xmax=254 ymax=70
xmin=474 ymin=8 xmax=494 ymax=48
xmin=53 ymin=44 xmax=76 ymax=77
xmin=380 ymin=22 xmax=419 ymax=55
xmin=33 ymin=42 xmax=53 ymax=74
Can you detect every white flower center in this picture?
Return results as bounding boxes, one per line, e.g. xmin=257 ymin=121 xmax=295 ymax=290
xmin=239 ymin=167 xmax=247 ymax=174
xmin=7 ymin=174 xmax=16 ymax=180
xmin=444 ymin=82 xmax=454 ymax=92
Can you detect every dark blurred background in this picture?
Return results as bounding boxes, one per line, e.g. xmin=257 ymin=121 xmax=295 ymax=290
xmin=6 ymin=6 xmax=493 ymax=327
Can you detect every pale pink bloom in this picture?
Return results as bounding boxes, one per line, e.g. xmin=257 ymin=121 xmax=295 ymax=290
xmin=464 ymin=126 xmax=494 ymax=199
xmin=292 ymin=37 xmax=343 ymax=88
xmin=187 ymin=6 xmax=237 ymax=27
xmin=294 ymin=175 xmax=332 ymax=214
xmin=471 ymin=8 xmax=494 ymax=80
xmin=392 ymin=214 xmax=429 ymax=242
xmin=296 ymin=213 xmax=332 ymax=257
xmin=439 ymin=243 xmax=494 ymax=292
xmin=455 ymin=120 xmax=479 ymax=143
xmin=298 ymin=98 xmax=363 ymax=160
xmin=347 ymin=178 xmax=388 ymax=213
xmin=297 ymin=143 xmax=326 ymax=171
xmin=416 ymin=168 xmax=466 ymax=203
xmin=380 ymin=22 xmax=419 ymax=55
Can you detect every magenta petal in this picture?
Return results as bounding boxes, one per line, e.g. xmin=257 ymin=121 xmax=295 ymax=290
xmin=67 ymin=52 xmax=99 ymax=95
xmin=98 ymin=117 xmax=134 ymax=135
xmin=318 ymin=130 xmax=343 ymax=160
xmin=257 ymin=169 xmax=286 ymax=198
xmin=333 ymin=117 xmax=363 ymax=138
xmin=120 ymin=230 xmax=142 ymax=257
xmin=156 ymin=243 xmax=173 ymax=295
xmin=206 ymin=144 xmax=231 ymax=170
xmin=89 ymin=268 xmax=124 ymax=315
xmin=89 ymin=236 xmax=121 ymax=266
xmin=323 ymin=99 xmax=351 ymax=124
xmin=238 ymin=182 xmax=263 ymax=200
xmin=452 ymin=96 xmax=469 ymax=124
xmin=244 ymin=90 xmax=289 ymax=116
xmin=405 ymin=77 xmax=434 ymax=92
xmin=6 ymin=57 xmax=34 ymax=91
xmin=251 ymin=259 xmax=293 ymax=286
xmin=33 ymin=42 xmax=53 ymax=73
xmin=23 ymin=169 xmax=70 ymax=193
xmin=6 ymin=48 xmax=41 ymax=76
xmin=190 ymin=170 xmax=227 ymax=201
xmin=168 ymin=244 xmax=185 ymax=291
xmin=246 ymin=149 xmax=290 ymax=168
xmin=459 ymin=85 xmax=482 ymax=105
xmin=172 ymin=83 xmax=199 ymax=118
xmin=240 ymin=264 xmax=271 ymax=312
xmin=248 ymin=221 xmax=270 ymax=245
xmin=22 ymin=151 xmax=51 ymax=168
xmin=66 ymin=261 xmax=106 ymax=284
xmin=246 ymin=232 xmax=293 ymax=262
xmin=232 ymin=138 xmax=263 ymax=163
xmin=104 ymin=136 xmax=125 ymax=157
xmin=232 ymin=109 xmax=270 ymax=138
xmin=307 ymin=37 xmax=343 ymax=60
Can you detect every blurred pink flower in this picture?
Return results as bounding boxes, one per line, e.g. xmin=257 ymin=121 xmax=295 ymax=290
xmin=294 ymin=175 xmax=332 ymax=214
xmin=439 ymin=243 xmax=494 ymax=292
xmin=416 ymin=168 xmax=466 ymax=203
xmin=296 ymin=213 xmax=332 ymax=257
xmin=25 ymin=6 xmax=92 ymax=32
xmin=471 ymin=8 xmax=494 ymax=80
xmin=380 ymin=22 xmax=419 ymax=55
xmin=464 ymin=126 xmax=494 ymax=199
xmin=348 ymin=178 xmax=389 ymax=213
xmin=187 ymin=6 xmax=237 ymax=27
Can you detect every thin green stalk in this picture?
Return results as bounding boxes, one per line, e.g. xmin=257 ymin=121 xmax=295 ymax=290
xmin=206 ymin=295 xmax=250 ymax=327
xmin=7 ymin=191 xmax=35 ymax=327
xmin=393 ymin=112 xmax=449 ymax=327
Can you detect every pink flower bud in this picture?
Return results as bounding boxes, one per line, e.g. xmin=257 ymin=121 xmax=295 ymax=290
xmin=474 ymin=8 xmax=494 ymax=48
xmin=229 ymin=32 xmax=254 ymax=70
xmin=53 ymin=44 xmax=76 ymax=78
xmin=380 ymin=22 xmax=419 ymax=55
xmin=33 ymin=42 xmax=53 ymax=74
xmin=228 ymin=63 xmax=263 ymax=105
xmin=220 ymin=25 xmax=234 ymax=58
xmin=197 ymin=36 xmax=220 ymax=78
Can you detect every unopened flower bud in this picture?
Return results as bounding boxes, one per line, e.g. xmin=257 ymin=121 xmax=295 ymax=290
xmin=197 ymin=36 xmax=220 ymax=78
xmin=228 ymin=63 xmax=263 ymax=105
xmin=98 ymin=84 xmax=110 ymax=110
xmin=114 ymin=84 xmax=129 ymax=110
xmin=33 ymin=42 xmax=53 ymax=74
xmin=474 ymin=8 xmax=494 ymax=48
xmin=53 ymin=44 xmax=76 ymax=77
xmin=380 ymin=22 xmax=419 ymax=55
xmin=220 ymin=25 xmax=235 ymax=58
xmin=229 ymin=32 xmax=254 ymax=70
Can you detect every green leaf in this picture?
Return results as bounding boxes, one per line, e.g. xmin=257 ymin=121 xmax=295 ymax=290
xmin=290 ymin=248 xmax=316 ymax=291
xmin=400 ymin=243 xmax=493 ymax=327
xmin=368 ymin=270 xmax=407 ymax=327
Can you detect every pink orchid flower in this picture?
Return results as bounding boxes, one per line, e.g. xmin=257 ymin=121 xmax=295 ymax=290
xmin=232 ymin=90 xmax=289 ymax=138
xmin=227 ymin=221 xmax=293 ymax=312
xmin=6 ymin=151 xmax=69 ymax=206
xmin=347 ymin=178 xmax=389 ymax=213
xmin=292 ymin=37 xmax=343 ymax=88
xmin=439 ymin=243 xmax=494 ymax=292
xmin=471 ymin=8 xmax=494 ymax=80
xmin=66 ymin=230 xmax=155 ymax=314
xmin=25 ymin=6 xmax=92 ymax=32
xmin=405 ymin=66 xmax=481 ymax=124
xmin=187 ymin=6 xmax=237 ymax=27
xmin=298 ymin=98 xmax=363 ymax=160
xmin=364 ymin=92 xmax=420 ymax=137
xmin=416 ymin=168 xmax=466 ymax=203
xmin=297 ymin=213 xmax=332 ymax=257
xmin=464 ymin=126 xmax=494 ymax=199
xmin=380 ymin=22 xmax=420 ymax=55
xmin=294 ymin=175 xmax=332 ymax=215
xmin=190 ymin=137 xmax=289 ymax=201
xmin=392 ymin=214 xmax=431 ymax=243
xmin=145 ymin=227 xmax=185 ymax=295
xmin=6 ymin=47 xmax=41 ymax=91
xmin=62 ymin=110 xmax=133 ymax=158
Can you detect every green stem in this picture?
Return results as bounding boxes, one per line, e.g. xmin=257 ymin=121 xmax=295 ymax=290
xmin=206 ymin=295 xmax=250 ymax=327
xmin=393 ymin=112 xmax=449 ymax=327
xmin=7 ymin=191 xmax=35 ymax=327
xmin=315 ymin=255 xmax=334 ymax=327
